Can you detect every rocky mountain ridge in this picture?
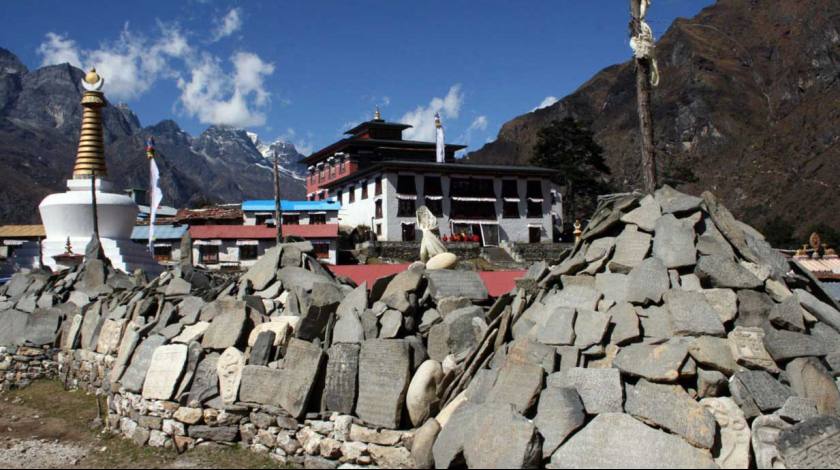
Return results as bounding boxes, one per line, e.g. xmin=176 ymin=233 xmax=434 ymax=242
xmin=467 ymin=0 xmax=840 ymax=241
xmin=0 ymin=47 xmax=305 ymax=224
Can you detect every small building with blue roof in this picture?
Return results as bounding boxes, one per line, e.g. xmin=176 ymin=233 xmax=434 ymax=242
xmin=241 ymin=199 xmax=341 ymax=227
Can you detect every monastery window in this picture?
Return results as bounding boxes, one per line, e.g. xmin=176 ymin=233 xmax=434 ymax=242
xmin=336 ymin=190 xmax=342 ymax=204
xmin=502 ymin=180 xmax=520 ymax=199
xmin=527 ymin=180 xmax=543 ymax=199
xmin=239 ymin=244 xmax=258 ymax=261
xmin=424 ymin=176 xmax=444 ymax=217
xmin=313 ymin=242 xmax=330 ymax=259
xmin=349 ymin=185 xmax=356 ymax=203
xmin=375 ymin=200 xmax=383 ymax=219
xmin=283 ymin=214 xmax=300 ymax=225
xmin=376 ymin=223 xmax=382 ymax=236
xmin=503 ymin=201 xmax=520 ymax=219
xmin=153 ymin=245 xmax=172 ymax=262
xmin=398 ymin=198 xmax=416 ymax=217
xmin=397 ymin=175 xmax=417 ymax=195
xmin=375 ymin=176 xmax=382 ymax=196
xmin=402 ymin=223 xmax=417 ymax=242
xmin=451 ymin=178 xmax=495 ymax=199
xmin=199 ymin=245 xmax=219 ymax=265
xmin=527 ymin=199 xmax=543 ymax=218
xmin=256 ymin=214 xmax=272 ymax=226
xmin=310 ymin=213 xmax=327 ymax=225
xmin=361 ymin=180 xmax=369 ymax=199
xmin=451 ymin=200 xmax=496 ymax=220
xmin=340 ymin=161 xmax=346 ymax=173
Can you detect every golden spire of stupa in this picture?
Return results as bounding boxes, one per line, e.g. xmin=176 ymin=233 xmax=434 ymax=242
xmin=73 ymin=67 xmax=108 ymax=178
xmin=374 ymin=106 xmax=382 ymax=121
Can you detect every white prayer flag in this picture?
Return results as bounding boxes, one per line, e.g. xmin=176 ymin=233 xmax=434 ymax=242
xmin=435 ymin=112 xmax=445 ymax=163
xmin=148 ymin=157 xmax=163 ymax=253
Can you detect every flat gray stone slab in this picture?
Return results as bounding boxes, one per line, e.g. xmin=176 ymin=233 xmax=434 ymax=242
xmin=547 ymin=367 xmax=622 ymax=414
xmin=735 ymin=290 xmax=775 ymax=328
xmin=620 ymin=195 xmax=661 ymax=232
xmin=637 ymin=305 xmax=674 ymax=341
xmin=426 ymin=270 xmax=489 ymax=302
xmin=0 ymin=310 xmax=28 ymax=347
xmin=688 ymin=336 xmax=739 ymax=375
xmin=238 ymin=365 xmax=284 ymax=406
xmin=663 ymin=290 xmax=726 ymax=337
xmin=277 ymin=338 xmax=325 ymax=418
xmin=730 ymin=370 xmax=792 ymax=415
xmin=142 ymin=344 xmax=188 ymax=400
xmin=608 ymin=225 xmax=652 ymax=273
xmin=608 ymin=302 xmax=640 ymax=345
xmin=433 ymin=402 xmax=481 ymax=469
xmin=185 ymin=353 xmax=220 ymax=406
xmin=295 ymin=282 xmax=343 ymax=341
xmin=769 ymin=296 xmax=806 ymax=332
xmin=701 ymin=288 xmax=738 ymax=324
xmin=322 ymin=343 xmax=360 ymax=415
xmin=537 ymin=308 xmax=576 ymax=346
xmin=356 ymin=339 xmax=411 ymax=429
xmin=486 ymin=356 xmax=544 ymax=415
xmin=653 ymin=214 xmax=697 ymax=269
xmin=655 ymin=185 xmax=703 ymax=214
xmin=625 ymin=257 xmax=670 ymax=304
xmin=613 ymin=339 xmax=689 ymax=382
xmin=535 ymin=387 xmax=586 ymax=459
xmin=778 ymin=416 xmax=840 ymax=468
xmin=463 ymin=404 xmax=541 ymax=469
xmin=573 ymin=309 xmax=611 ymax=349
xmin=763 ymin=326 xmax=832 ymax=361
xmin=121 ymin=335 xmax=167 ymax=393
xmin=695 ymin=255 xmax=763 ymax=289
xmin=241 ymin=246 xmax=281 ymax=291
xmin=201 ymin=303 xmax=247 ymax=350
xmin=624 ymin=379 xmax=716 ymax=449
xmin=795 ymin=289 xmax=840 ymax=333
xmin=23 ymin=308 xmax=61 ymax=346
xmin=548 ymin=413 xmax=717 ymax=469
xmin=728 ymin=326 xmax=779 ymax=373
xmin=595 ymin=272 xmax=628 ymax=304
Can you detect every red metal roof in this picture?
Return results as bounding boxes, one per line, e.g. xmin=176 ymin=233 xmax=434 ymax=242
xmin=328 ymin=263 xmax=525 ymax=298
xmin=189 ymin=224 xmax=339 ymax=240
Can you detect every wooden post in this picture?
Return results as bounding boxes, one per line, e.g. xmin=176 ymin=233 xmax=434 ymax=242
xmin=273 ymin=149 xmax=283 ymax=245
xmin=630 ymin=0 xmax=658 ymax=194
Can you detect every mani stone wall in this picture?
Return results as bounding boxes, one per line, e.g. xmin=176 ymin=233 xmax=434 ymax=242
xmin=2 ymin=186 xmax=840 ymax=468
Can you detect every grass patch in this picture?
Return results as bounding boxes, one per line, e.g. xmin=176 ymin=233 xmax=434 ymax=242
xmin=2 ymin=380 xmax=285 ymax=469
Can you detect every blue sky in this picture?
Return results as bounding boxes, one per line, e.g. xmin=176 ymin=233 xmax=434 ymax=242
xmin=2 ymin=0 xmax=714 ymax=155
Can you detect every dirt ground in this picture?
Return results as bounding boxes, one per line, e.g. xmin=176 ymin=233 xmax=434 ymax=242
xmin=0 ymin=381 xmax=282 ymax=469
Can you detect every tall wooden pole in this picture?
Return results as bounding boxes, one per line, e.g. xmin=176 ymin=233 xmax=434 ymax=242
xmin=630 ymin=0 xmax=658 ymax=194
xmin=273 ymin=149 xmax=283 ymax=245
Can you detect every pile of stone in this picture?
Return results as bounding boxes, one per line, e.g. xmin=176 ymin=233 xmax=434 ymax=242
xmin=427 ymin=187 xmax=840 ymax=468
xmin=2 ymin=186 xmax=840 ymax=468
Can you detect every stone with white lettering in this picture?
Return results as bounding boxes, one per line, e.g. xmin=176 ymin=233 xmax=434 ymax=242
xmin=356 ymin=339 xmax=411 ymax=429
xmin=778 ymin=416 xmax=840 ymax=469
xmin=426 ymin=270 xmax=488 ymax=302
xmin=730 ymin=370 xmax=793 ymax=415
xmin=322 ymin=343 xmax=360 ymax=415
xmin=143 ymin=344 xmax=188 ymax=400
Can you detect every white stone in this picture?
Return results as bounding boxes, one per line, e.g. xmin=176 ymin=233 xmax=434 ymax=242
xmin=700 ymin=397 xmax=751 ymax=469
xmin=406 ymin=360 xmax=443 ymax=427
xmin=426 ymin=252 xmax=458 ymax=270
xmin=172 ymin=321 xmax=210 ymax=344
xmin=142 ymin=344 xmax=188 ymax=400
xmin=217 ymin=347 xmax=246 ymax=404
xmin=247 ymin=317 xmax=298 ymax=347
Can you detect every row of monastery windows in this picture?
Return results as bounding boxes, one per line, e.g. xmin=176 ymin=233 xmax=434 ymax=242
xmin=307 ymin=161 xmax=350 ymax=186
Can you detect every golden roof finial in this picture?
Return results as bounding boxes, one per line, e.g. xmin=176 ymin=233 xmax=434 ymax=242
xmin=374 ymin=106 xmax=382 ymax=121
xmin=73 ymin=68 xmax=108 ymax=178
xmin=435 ymin=112 xmax=442 ymax=129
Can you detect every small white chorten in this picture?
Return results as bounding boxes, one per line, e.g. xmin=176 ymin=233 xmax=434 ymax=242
xmin=18 ymin=68 xmax=160 ymax=273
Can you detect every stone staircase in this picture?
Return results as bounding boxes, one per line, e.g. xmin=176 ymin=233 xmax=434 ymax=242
xmin=481 ymin=246 xmax=524 ymax=269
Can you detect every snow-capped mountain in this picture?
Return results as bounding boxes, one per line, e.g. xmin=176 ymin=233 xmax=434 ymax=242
xmin=247 ymin=132 xmax=308 ymax=181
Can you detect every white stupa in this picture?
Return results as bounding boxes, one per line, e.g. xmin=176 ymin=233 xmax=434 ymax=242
xmin=15 ymin=68 xmax=161 ymax=274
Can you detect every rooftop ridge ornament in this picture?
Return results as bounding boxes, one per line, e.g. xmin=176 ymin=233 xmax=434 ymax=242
xmin=374 ymin=106 xmax=382 ymax=121
xmin=73 ymin=67 xmax=108 ymax=178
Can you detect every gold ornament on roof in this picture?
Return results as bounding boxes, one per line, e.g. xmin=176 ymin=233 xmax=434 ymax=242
xmin=435 ymin=112 xmax=442 ymax=129
xmin=73 ymin=67 xmax=108 ymax=178
xmin=374 ymin=106 xmax=382 ymax=121
xmin=810 ymin=232 xmax=822 ymax=252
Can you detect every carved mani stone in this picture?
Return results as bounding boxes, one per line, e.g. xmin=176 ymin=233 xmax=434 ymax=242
xmin=700 ymin=397 xmax=751 ymax=469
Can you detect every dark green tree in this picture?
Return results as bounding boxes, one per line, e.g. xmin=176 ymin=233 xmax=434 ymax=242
xmin=530 ymin=117 xmax=612 ymax=222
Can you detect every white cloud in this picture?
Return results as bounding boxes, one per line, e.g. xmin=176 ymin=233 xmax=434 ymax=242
xmin=37 ymin=17 xmax=276 ymax=129
xmin=469 ymin=115 xmax=488 ymax=132
xmin=177 ymin=51 xmax=274 ymax=128
xmin=534 ymin=95 xmax=559 ymax=111
xmin=37 ymin=33 xmax=82 ymax=68
xmin=401 ymin=84 xmax=464 ymax=141
xmin=212 ymin=8 xmax=243 ymax=42
xmin=38 ymin=22 xmax=190 ymax=101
